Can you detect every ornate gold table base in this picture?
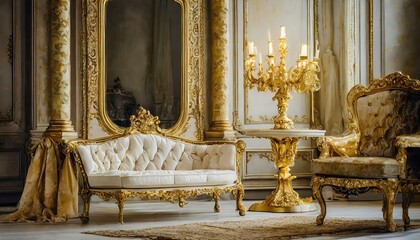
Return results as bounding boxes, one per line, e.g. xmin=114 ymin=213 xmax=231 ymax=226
xmin=245 ymin=129 xmax=325 ymax=213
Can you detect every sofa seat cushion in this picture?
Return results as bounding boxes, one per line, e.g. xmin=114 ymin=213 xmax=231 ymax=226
xmin=312 ymin=157 xmax=399 ymax=178
xmin=87 ymin=170 xmax=237 ymax=189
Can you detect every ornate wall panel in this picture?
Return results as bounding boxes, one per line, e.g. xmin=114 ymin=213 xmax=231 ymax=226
xmin=0 ymin=0 xmax=29 ymax=205
xmin=363 ymin=0 xmax=420 ymax=83
xmin=241 ymin=0 xmax=314 ymax=128
xmin=372 ymin=0 xmax=420 ymax=80
xmin=82 ymin=0 xmax=205 ymax=140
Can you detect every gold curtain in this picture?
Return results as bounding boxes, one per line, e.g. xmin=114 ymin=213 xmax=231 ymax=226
xmin=0 ymin=138 xmax=78 ymax=223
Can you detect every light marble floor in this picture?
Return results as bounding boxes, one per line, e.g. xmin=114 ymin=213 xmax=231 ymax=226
xmin=1 ymin=199 xmax=420 ymax=240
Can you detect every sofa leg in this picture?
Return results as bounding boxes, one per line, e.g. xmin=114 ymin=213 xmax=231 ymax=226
xmin=80 ymin=190 xmax=92 ymax=224
xmin=311 ymin=176 xmax=326 ymax=225
xmin=402 ymin=189 xmax=413 ymax=230
xmin=116 ymin=190 xmax=127 ymax=224
xmin=235 ymin=184 xmax=246 ymax=216
xmin=213 ymin=193 xmax=220 ymax=212
xmin=380 ymin=179 xmax=398 ymax=232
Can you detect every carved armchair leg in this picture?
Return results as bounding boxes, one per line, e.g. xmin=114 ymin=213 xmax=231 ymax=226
xmin=213 ymin=193 xmax=220 ymax=212
xmin=382 ymin=191 xmax=388 ymax=221
xmin=402 ymin=188 xmax=413 ymax=229
xmin=235 ymin=184 xmax=246 ymax=216
xmin=116 ymin=190 xmax=127 ymax=224
xmin=80 ymin=191 xmax=92 ymax=224
xmin=381 ymin=180 xmax=398 ymax=232
xmin=311 ymin=176 xmax=326 ymax=225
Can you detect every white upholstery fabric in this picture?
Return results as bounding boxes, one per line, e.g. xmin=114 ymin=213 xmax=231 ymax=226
xmin=76 ymin=133 xmax=237 ymax=189
xmin=86 ymin=170 xmax=236 ymax=189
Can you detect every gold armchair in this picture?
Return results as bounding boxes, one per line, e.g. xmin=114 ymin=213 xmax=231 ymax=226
xmin=311 ymin=72 xmax=420 ymax=232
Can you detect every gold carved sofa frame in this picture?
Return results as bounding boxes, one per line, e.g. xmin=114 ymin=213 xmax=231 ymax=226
xmin=311 ymin=72 xmax=420 ymax=232
xmin=65 ymin=108 xmax=246 ymax=223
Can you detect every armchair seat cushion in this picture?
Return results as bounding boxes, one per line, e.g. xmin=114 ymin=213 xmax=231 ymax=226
xmin=312 ymin=157 xmax=399 ymax=178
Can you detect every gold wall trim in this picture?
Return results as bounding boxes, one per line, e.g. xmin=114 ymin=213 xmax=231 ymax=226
xmin=82 ymin=0 xmax=205 ymax=140
xmin=188 ymin=0 xmax=206 ymax=140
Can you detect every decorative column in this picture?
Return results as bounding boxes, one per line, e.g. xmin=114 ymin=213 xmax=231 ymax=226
xmin=206 ymin=0 xmax=235 ymax=140
xmin=44 ymin=0 xmax=77 ymax=141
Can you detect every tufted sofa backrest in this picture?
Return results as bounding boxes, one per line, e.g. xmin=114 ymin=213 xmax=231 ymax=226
xmin=76 ymin=133 xmax=236 ymax=175
xmin=356 ymin=90 xmax=420 ymax=157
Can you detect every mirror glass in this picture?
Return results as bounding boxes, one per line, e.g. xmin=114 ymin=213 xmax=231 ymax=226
xmin=105 ymin=0 xmax=182 ymax=129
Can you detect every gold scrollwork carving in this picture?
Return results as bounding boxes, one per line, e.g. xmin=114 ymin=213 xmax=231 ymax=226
xmin=232 ymin=111 xmax=243 ymax=132
xmin=246 ymin=150 xmax=312 ymax=164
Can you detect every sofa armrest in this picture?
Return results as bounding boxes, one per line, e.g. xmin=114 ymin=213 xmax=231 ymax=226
xmin=317 ymin=132 xmax=360 ymax=158
xmin=396 ymin=134 xmax=420 ymax=179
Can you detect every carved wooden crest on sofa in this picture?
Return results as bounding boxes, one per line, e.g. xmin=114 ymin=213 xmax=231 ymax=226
xmin=311 ymin=72 xmax=420 ymax=232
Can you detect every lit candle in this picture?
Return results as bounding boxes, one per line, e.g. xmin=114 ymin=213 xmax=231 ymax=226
xmin=315 ymin=40 xmax=320 ymax=59
xmin=315 ymin=49 xmax=320 ymax=59
xmin=300 ymin=44 xmax=308 ymax=57
xmin=280 ymin=26 xmax=286 ymax=39
xmin=248 ymin=41 xmax=255 ymax=55
xmin=268 ymin=29 xmax=271 ymax=42
xmin=268 ymin=41 xmax=273 ymax=55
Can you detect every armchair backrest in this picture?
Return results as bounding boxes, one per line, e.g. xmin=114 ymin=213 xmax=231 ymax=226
xmin=346 ymin=72 xmax=420 ymax=157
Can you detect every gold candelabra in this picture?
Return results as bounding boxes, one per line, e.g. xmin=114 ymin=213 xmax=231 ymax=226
xmin=244 ymin=27 xmax=321 ymax=129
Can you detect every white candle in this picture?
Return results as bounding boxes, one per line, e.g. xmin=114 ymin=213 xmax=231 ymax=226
xmin=268 ymin=29 xmax=271 ymax=42
xmin=254 ymin=46 xmax=258 ymax=56
xmin=315 ymin=40 xmax=320 ymax=58
xmin=268 ymin=41 xmax=273 ymax=55
xmin=300 ymin=44 xmax=308 ymax=57
xmin=280 ymin=26 xmax=286 ymax=38
xmin=259 ymin=53 xmax=262 ymax=63
xmin=248 ymin=41 xmax=255 ymax=55
xmin=315 ymin=49 xmax=320 ymax=59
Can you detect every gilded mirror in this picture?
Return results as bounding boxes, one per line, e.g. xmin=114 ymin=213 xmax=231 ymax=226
xmin=83 ymin=0 xmax=205 ymax=140
xmin=105 ymin=0 xmax=182 ymax=129
xmin=92 ymin=0 xmax=189 ymax=137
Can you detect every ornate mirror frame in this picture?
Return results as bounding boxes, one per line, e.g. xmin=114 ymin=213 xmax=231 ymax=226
xmin=81 ymin=0 xmax=205 ymax=140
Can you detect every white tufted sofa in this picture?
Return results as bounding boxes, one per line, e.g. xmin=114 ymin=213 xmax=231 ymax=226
xmin=66 ymin=108 xmax=246 ymax=223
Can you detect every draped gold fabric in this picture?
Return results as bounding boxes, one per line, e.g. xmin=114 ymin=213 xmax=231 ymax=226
xmin=0 ymin=137 xmax=78 ymax=223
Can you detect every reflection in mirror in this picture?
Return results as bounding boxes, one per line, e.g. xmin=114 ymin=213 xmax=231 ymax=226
xmin=106 ymin=0 xmax=182 ymax=129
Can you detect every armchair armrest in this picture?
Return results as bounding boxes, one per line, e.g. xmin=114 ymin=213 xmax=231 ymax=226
xmin=396 ymin=134 xmax=420 ymax=148
xmin=396 ymin=134 xmax=420 ymax=179
xmin=317 ymin=132 xmax=360 ymax=158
